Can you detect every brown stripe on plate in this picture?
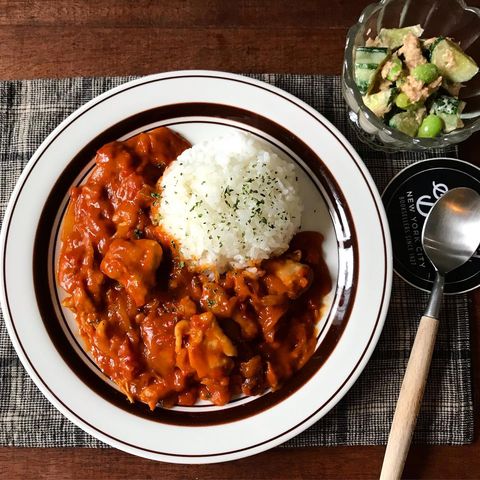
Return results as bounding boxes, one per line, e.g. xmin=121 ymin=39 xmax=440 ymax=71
xmin=33 ymin=102 xmax=358 ymax=426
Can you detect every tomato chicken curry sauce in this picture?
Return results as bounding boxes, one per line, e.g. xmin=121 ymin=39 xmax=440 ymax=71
xmin=57 ymin=127 xmax=331 ymax=409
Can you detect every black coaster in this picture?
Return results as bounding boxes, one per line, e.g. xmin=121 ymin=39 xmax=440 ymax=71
xmin=382 ymin=158 xmax=480 ymax=294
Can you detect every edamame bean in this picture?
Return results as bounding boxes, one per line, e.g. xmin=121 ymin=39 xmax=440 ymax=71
xmin=412 ymin=63 xmax=440 ymax=84
xmin=386 ymin=57 xmax=403 ymax=82
xmin=394 ymin=92 xmax=423 ymax=110
xmin=418 ymin=114 xmax=443 ymax=138
xmin=395 ymin=92 xmax=411 ymax=109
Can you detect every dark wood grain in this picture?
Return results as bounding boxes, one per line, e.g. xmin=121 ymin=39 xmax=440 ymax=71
xmin=2 ymin=0 xmax=480 ymax=479
xmin=2 ymin=442 xmax=480 ymax=480
xmin=0 ymin=25 xmax=350 ymax=77
xmin=0 ymin=0 xmax=373 ymax=78
xmin=0 ymin=0 xmax=369 ymax=27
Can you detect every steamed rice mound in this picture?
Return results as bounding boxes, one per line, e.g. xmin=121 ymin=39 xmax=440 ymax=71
xmin=156 ymin=132 xmax=302 ymax=272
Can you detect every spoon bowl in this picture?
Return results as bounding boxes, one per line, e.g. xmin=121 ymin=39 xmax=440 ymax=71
xmin=422 ymin=187 xmax=480 ymax=275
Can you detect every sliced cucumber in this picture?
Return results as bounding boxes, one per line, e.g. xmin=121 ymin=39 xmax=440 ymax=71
xmin=430 ymin=95 xmax=465 ymax=132
xmin=354 ymin=46 xmax=390 ymax=95
xmin=389 ymin=109 xmax=425 ymax=137
xmin=363 ymin=88 xmax=395 ymax=118
xmin=441 ymin=78 xmax=462 ymax=97
xmin=425 ymin=36 xmax=444 ymax=59
xmin=431 ymin=38 xmax=479 ymax=83
xmin=377 ymin=24 xmax=424 ymax=49
xmin=356 ymin=47 xmax=390 ymax=64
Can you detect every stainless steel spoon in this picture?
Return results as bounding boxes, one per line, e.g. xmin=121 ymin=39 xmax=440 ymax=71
xmin=381 ymin=187 xmax=480 ymax=480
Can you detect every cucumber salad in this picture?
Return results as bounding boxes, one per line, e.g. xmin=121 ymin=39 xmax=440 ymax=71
xmin=354 ymin=25 xmax=479 ymax=138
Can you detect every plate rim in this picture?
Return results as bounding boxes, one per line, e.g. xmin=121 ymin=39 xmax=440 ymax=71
xmin=0 ymin=70 xmax=393 ymax=463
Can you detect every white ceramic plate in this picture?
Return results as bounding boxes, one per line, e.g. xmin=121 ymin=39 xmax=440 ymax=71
xmin=0 ymin=71 xmax=392 ymax=463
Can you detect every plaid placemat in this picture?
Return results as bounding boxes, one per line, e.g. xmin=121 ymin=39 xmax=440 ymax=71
xmin=0 ymin=75 xmax=473 ymax=448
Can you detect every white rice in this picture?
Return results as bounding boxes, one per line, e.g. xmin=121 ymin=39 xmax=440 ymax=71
xmin=156 ymin=131 xmax=302 ymax=272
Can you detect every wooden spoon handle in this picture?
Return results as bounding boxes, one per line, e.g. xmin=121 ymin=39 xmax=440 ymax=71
xmin=380 ymin=315 xmax=439 ymax=480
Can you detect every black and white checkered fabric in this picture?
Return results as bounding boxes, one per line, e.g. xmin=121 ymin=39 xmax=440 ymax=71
xmin=0 ymin=75 xmax=473 ymax=447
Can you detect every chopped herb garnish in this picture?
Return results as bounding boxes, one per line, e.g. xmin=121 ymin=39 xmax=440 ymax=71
xmin=207 ymin=299 xmax=216 ymax=307
xmin=189 ymin=200 xmax=202 ymax=212
xmin=133 ymin=228 xmax=143 ymax=239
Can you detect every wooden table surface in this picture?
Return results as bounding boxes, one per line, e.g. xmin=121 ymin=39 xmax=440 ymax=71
xmin=1 ymin=1 xmax=479 ymax=478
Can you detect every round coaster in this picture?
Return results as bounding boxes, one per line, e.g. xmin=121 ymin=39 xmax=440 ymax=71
xmin=382 ymin=157 xmax=480 ymax=294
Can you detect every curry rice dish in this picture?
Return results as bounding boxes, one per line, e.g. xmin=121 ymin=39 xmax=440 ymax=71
xmin=57 ymin=128 xmax=331 ymax=409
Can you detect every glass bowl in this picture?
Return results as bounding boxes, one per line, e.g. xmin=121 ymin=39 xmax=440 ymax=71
xmin=342 ymin=0 xmax=480 ymax=152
